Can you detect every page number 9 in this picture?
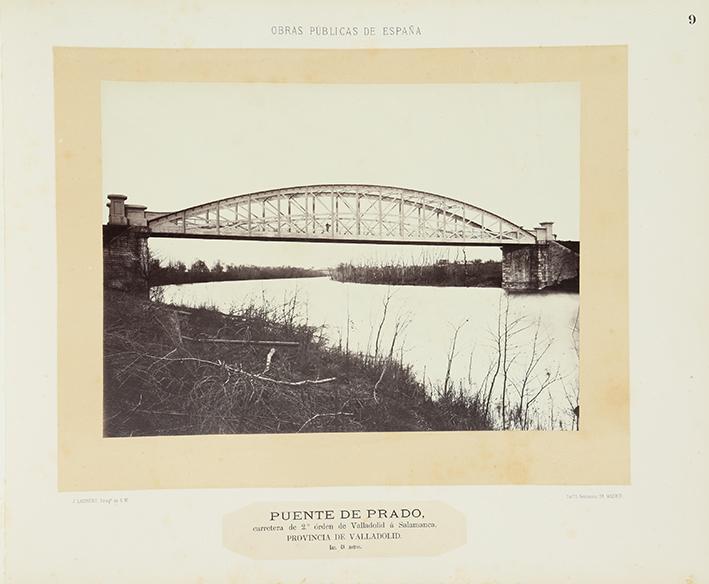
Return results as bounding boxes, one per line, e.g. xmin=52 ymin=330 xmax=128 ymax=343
xmin=689 ymin=14 xmax=696 ymax=24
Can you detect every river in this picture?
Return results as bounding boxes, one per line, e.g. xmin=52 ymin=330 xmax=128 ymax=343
xmin=157 ymin=277 xmax=580 ymax=429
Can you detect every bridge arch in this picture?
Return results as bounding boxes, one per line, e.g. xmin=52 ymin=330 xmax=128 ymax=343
xmin=144 ymin=184 xmax=536 ymax=246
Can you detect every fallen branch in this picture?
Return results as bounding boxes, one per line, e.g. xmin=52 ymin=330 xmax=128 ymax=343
xmin=182 ymin=336 xmax=299 ymax=347
xmin=248 ymin=371 xmax=336 ymax=387
xmin=105 ymin=392 xmax=143 ymax=423
xmin=297 ymin=412 xmax=354 ymax=433
xmin=373 ymin=364 xmax=387 ymax=403
xmin=148 ymin=305 xmax=192 ymax=316
xmin=141 ymin=354 xmax=336 ymax=387
xmin=134 ymin=408 xmax=243 ymax=423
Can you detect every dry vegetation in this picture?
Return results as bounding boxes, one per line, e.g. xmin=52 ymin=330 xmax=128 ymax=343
xmin=103 ymin=290 xmax=493 ymax=436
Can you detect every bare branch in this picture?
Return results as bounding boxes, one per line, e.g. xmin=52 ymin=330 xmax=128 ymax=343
xmin=297 ymin=412 xmax=354 ymax=433
xmin=139 ymin=353 xmax=335 ymax=387
xmin=183 ymin=336 xmax=299 ymax=347
xmin=261 ymin=348 xmax=276 ymax=375
xmin=374 ymin=289 xmax=393 ymax=357
xmin=373 ymin=364 xmax=387 ymax=403
xmin=444 ymin=319 xmax=467 ymax=396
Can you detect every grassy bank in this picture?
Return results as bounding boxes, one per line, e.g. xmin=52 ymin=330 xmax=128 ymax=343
xmin=329 ymin=259 xmax=501 ymax=287
xmin=104 ymin=291 xmax=492 ymax=436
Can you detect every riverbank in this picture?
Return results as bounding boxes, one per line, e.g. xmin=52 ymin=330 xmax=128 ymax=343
xmin=329 ymin=259 xmax=501 ymax=287
xmin=149 ymin=261 xmax=326 ymax=286
xmin=104 ymin=290 xmax=492 ymax=436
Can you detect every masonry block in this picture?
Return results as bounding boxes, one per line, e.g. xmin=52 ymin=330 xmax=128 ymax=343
xmin=103 ymin=225 xmax=150 ymax=297
xmin=502 ymin=240 xmax=579 ymax=292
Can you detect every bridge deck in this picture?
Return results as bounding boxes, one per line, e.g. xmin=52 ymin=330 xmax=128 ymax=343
xmin=147 ymin=231 xmax=532 ymax=246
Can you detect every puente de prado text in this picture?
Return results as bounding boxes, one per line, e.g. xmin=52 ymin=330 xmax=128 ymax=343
xmin=103 ymin=184 xmax=579 ymax=295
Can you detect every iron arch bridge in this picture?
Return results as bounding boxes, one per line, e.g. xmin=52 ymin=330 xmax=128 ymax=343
xmin=143 ymin=184 xmax=537 ymax=246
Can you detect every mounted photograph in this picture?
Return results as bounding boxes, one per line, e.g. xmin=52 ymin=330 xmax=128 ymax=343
xmin=101 ymin=81 xmax=580 ymax=437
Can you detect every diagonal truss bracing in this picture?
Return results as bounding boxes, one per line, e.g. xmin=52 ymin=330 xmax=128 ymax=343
xmin=147 ymin=184 xmax=536 ymax=245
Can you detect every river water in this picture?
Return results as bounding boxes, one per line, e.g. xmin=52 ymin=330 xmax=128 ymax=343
xmin=157 ymin=277 xmax=579 ymax=429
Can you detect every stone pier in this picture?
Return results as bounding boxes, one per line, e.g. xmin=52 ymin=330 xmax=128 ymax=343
xmin=103 ymin=194 xmax=150 ymax=296
xmin=501 ymin=222 xmax=580 ymax=291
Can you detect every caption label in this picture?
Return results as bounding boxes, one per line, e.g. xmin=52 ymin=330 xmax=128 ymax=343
xmin=223 ymin=501 xmax=466 ymax=559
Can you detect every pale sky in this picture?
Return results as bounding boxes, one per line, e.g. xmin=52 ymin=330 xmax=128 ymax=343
xmin=102 ymin=81 xmax=579 ymax=268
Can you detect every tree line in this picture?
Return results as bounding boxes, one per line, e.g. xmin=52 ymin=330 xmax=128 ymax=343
xmin=148 ymin=258 xmax=325 ymax=286
xmin=329 ymin=258 xmax=502 ymax=287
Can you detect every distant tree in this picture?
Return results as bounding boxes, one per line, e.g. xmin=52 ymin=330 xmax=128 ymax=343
xmin=148 ymin=257 xmax=161 ymax=277
xmin=190 ymin=260 xmax=209 ymax=275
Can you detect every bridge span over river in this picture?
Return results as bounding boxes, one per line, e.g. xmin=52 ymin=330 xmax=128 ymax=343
xmin=103 ymin=184 xmax=579 ymax=294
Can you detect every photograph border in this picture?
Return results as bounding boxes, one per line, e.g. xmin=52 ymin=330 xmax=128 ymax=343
xmin=55 ymin=46 xmax=628 ymax=490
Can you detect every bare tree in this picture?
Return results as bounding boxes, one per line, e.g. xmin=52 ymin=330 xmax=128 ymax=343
xmin=508 ymin=315 xmax=561 ymax=430
xmin=373 ymin=288 xmax=393 ymax=358
xmin=467 ymin=345 xmax=476 ymax=389
xmin=369 ymin=289 xmax=411 ymax=403
xmin=563 ymin=308 xmax=581 ymax=430
xmin=387 ymin=311 xmax=411 ymax=362
xmin=444 ymin=320 xmax=468 ymax=398
xmin=484 ymin=294 xmax=531 ymax=429
xmin=483 ymin=294 xmax=504 ymax=417
xmin=475 ymin=293 xmax=570 ymax=430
